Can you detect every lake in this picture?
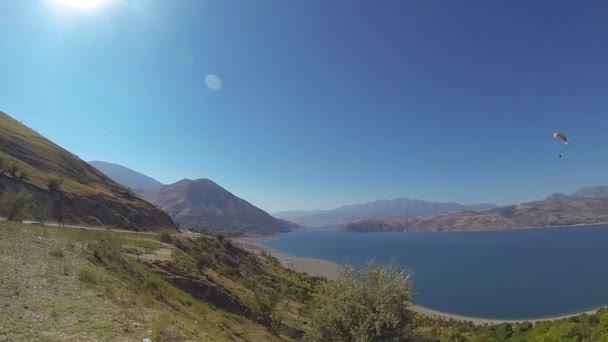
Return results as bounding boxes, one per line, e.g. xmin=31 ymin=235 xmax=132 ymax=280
xmin=261 ymin=225 xmax=608 ymax=319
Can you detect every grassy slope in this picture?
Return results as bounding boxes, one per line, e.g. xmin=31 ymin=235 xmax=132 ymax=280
xmin=0 ymin=111 xmax=121 ymax=196
xmin=2 ymin=221 xmax=607 ymax=341
xmin=0 ymin=222 xmax=316 ymax=341
xmin=0 ymin=111 xmax=175 ymax=230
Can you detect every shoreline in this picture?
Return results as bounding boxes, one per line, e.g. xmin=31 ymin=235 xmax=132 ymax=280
xmin=233 ymin=237 xmax=606 ymax=325
xmin=342 ymin=221 xmax=608 ymax=234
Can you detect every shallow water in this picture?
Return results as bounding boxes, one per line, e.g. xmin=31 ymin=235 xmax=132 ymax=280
xmin=262 ymin=225 xmax=608 ymax=319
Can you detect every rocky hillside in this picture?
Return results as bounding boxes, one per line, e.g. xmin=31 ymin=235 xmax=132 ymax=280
xmin=344 ymin=197 xmax=608 ymax=232
xmin=0 ymin=111 xmax=175 ymax=231
xmin=143 ymin=178 xmax=299 ymax=235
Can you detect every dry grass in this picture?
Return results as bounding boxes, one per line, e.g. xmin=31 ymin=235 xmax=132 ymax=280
xmin=0 ymin=221 xmax=309 ymax=341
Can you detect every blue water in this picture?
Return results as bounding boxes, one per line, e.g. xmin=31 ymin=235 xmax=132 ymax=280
xmin=261 ymin=225 xmax=608 ymax=319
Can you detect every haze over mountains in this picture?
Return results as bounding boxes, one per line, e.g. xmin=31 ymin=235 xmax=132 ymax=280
xmin=274 ymin=199 xmax=498 ymax=227
xmin=88 ymin=162 xmax=297 ymax=235
xmin=89 ymin=161 xmax=163 ymax=192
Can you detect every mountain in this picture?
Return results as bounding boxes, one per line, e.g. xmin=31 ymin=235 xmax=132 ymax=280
xmin=0 ymin=111 xmax=175 ymax=231
xmin=545 ymin=192 xmax=569 ymax=201
xmin=143 ymin=178 xmax=298 ymax=235
xmin=343 ymin=197 xmax=608 ymax=232
xmin=89 ymin=161 xmax=163 ymax=192
xmin=274 ymin=199 xmax=498 ymax=227
xmin=571 ymin=186 xmax=608 ymax=199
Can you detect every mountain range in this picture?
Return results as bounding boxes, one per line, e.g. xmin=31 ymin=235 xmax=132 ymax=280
xmin=89 ymin=161 xmax=163 ymax=192
xmin=344 ymin=186 xmax=608 ymax=232
xmin=274 ymin=199 xmax=498 ymax=227
xmin=0 ymin=111 xmax=175 ymax=231
xmin=88 ymin=162 xmax=297 ymax=235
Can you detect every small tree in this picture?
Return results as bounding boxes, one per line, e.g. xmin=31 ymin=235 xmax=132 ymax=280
xmin=0 ymin=190 xmax=33 ymax=222
xmin=7 ymin=163 xmax=19 ymax=178
xmin=47 ymin=177 xmax=64 ymax=193
xmin=17 ymin=170 xmax=28 ymax=181
xmin=254 ymin=292 xmax=283 ymax=336
xmin=32 ymin=205 xmax=49 ymax=224
xmin=306 ymin=262 xmax=416 ymax=342
xmin=0 ymin=156 xmax=6 ymax=175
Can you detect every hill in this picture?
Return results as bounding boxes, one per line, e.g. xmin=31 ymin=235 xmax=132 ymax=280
xmin=274 ymin=199 xmax=497 ymax=227
xmin=143 ymin=178 xmax=299 ymax=235
xmin=571 ymin=185 xmax=608 ymax=199
xmin=89 ymin=161 xmax=163 ymax=192
xmin=0 ymin=221 xmax=316 ymax=341
xmin=4 ymin=221 xmax=608 ymax=342
xmin=344 ymin=197 xmax=608 ymax=232
xmin=0 ymin=111 xmax=175 ymax=231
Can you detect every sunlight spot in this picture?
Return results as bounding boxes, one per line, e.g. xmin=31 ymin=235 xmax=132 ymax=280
xmin=53 ymin=0 xmax=108 ymax=10
xmin=205 ymin=74 xmax=222 ymax=91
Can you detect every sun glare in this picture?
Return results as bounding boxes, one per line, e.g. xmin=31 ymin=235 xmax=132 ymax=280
xmin=54 ymin=0 xmax=107 ymax=10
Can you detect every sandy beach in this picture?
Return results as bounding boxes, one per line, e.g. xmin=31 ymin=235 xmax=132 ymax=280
xmin=233 ymin=237 xmax=605 ymax=325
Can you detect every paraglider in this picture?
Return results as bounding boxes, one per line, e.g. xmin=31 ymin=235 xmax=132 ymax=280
xmin=553 ymin=132 xmax=568 ymax=144
xmin=553 ymin=132 xmax=568 ymax=159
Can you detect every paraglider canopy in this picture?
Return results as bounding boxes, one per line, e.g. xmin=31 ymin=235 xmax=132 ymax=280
xmin=553 ymin=132 xmax=568 ymax=144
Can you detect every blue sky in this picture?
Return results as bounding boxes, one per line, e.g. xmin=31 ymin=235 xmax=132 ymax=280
xmin=1 ymin=0 xmax=608 ymax=212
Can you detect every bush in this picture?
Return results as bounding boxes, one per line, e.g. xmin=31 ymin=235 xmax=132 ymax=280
xmin=0 ymin=190 xmax=33 ymax=221
xmin=0 ymin=155 xmax=6 ymax=175
xmin=195 ymin=254 xmax=212 ymax=269
xmin=7 ymin=163 xmax=19 ymax=177
xmin=254 ymin=292 xmax=282 ymax=335
xmin=306 ymin=262 xmax=416 ymax=342
xmin=159 ymin=232 xmax=172 ymax=244
xmin=144 ymin=273 xmax=163 ymax=290
xmin=77 ymin=267 xmax=98 ymax=284
xmin=47 ymin=177 xmax=64 ymax=193
xmin=32 ymin=205 xmax=49 ymax=223
xmin=49 ymin=248 xmax=64 ymax=258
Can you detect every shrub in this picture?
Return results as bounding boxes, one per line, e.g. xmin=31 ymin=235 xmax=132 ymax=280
xmin=7 ymin=163 xmax=19 ymax=177
xmin=144 ymin=273 xmax=163 ymax=290
xmin=77 ymin=267 xmax=98 ymax=284
xmin=306 ymin=262 xmax=415 ymax=342
xmin=159 ymin=232 xmax=172 ymax=244
xmin=254 ymin=292 xmax=282 ymax=335
xmin=0 ymin=190 xmax=33 ymax=221
xmin=47 ymin=177 xmax=64 ymax=193
xmin=49 ymin=248 xmax=64 ymax=258
xmin=32 ymin=205 xmax=49 ymax=223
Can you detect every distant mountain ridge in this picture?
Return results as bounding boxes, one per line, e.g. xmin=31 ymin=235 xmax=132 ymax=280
xmin=89 ymin=161 xmax=163 ymax=192
xmin=344 ymin=186 xmax=608 ymax=233
xmin=274 ymin=199 xmax=498 ymax=227
xmin=143 ymin=179 xmax=298 ymax=235
xmin=544 ymin=186 xmax=608 ymax=201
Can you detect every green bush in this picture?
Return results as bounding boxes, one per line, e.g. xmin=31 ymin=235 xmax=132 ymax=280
xmin=0 ymin=190 xmax=33 ymax=221
xmin=159 ymin=232 xmax=172 ymax=244
xmin=49 ymin=248 xmax=64 ymax=258
xmin=144 ymin=273 xmax=163 ymax=290
xmin=306 ymin=262 xmax=416 ymax=342
xmin=77 ymin=267 xmax=98 ymax=284
xmin=47 ymin=176 xmax=64 ymax=193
